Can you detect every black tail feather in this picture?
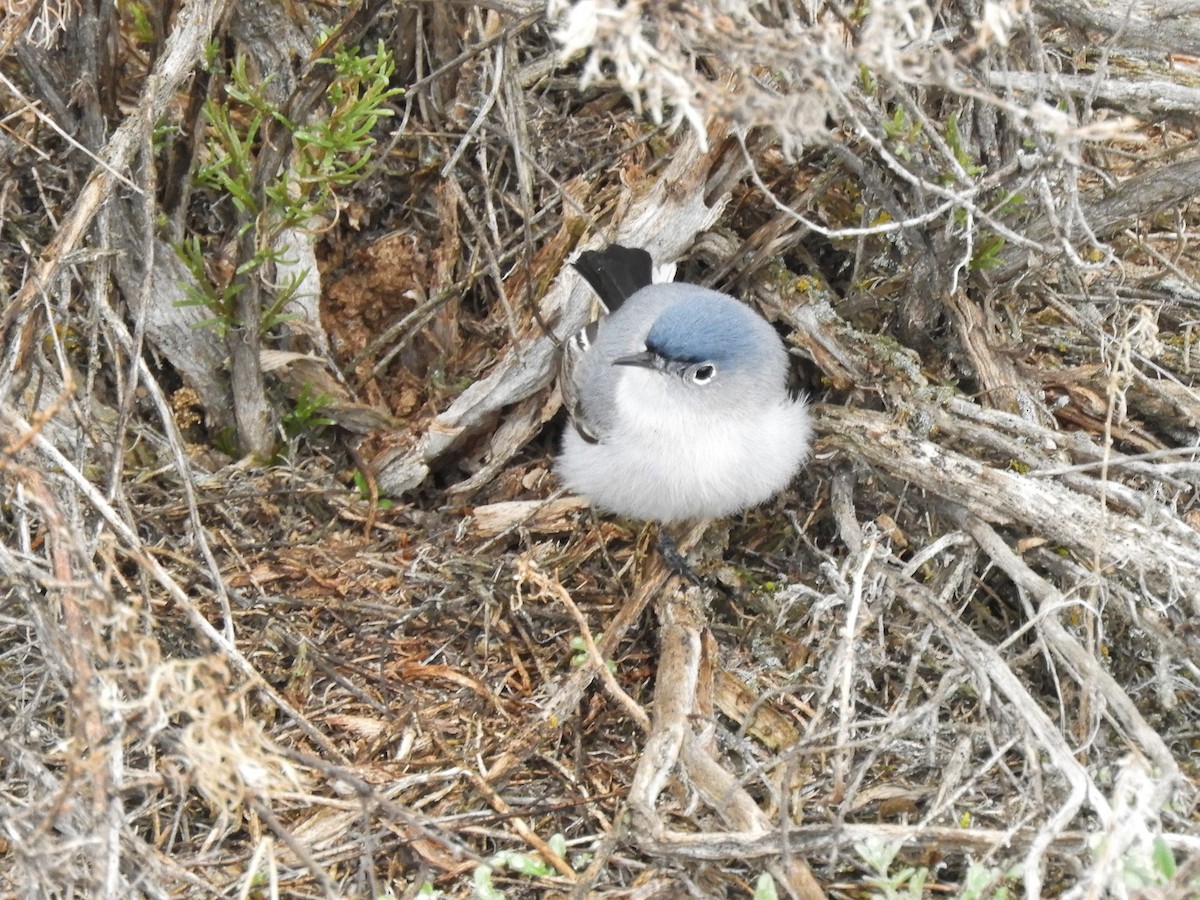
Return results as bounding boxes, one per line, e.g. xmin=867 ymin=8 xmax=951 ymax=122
xmin=572 ymin=245 xmax=654 ymax=313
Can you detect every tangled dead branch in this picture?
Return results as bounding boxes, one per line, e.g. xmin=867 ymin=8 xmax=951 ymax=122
xmin=1 ymin=1 xmax=1199 ymax=898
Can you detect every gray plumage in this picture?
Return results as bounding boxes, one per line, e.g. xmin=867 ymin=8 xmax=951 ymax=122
xmin=557 ymin=245 xmax=812 ymax=523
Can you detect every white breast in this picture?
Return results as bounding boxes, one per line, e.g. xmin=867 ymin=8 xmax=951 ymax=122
xmin=556 ymin=369 xmax=811 ymax=522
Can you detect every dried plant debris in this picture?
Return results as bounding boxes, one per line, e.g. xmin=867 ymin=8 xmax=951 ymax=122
xmin=2 ymin=1 xmax=1200 ymax=897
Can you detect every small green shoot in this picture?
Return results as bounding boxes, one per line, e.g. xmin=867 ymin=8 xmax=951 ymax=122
xmin=753 ymin=872 xmax=780 ymax=900
xmin=470 ymin=834 xmax=574 ymax=898
xmin=213 ymin=426 xmax=240 ymax=458
xmin=352 ymin=470 xmax=393 ymax=508
xmin=281 ymin=383 xmax=335 ymax=440
xmin=570 ymin=634 xmax=616 ymax=673
xmin=497 ymin=853 xmax=554 ymax=878
xmin=174 ymin=234 xmax=240 ymax=336
xmin=960 ymin=859 xmax=1021 ymax=900
xmin=970 ymin=233 xmax=1007 ymax=271
xmin=122 ymin=1 xmax=155 ymax=45
xmin=946 ymin=114 xmax=985 ymax=177
xmin=1120 ymin=834 xmax=1180 ymax=890
xmin=471 ymin=864 xmax=504 ymax=900
xmin=858 ymin=837 xmax=1021 ymax=900
xmin=859 ymin=63 xmax=876 ymax=93
xmin=1150 ymin=835 xmax=1177 ymax=880
xmin=882 ymin=107 xmax=921 ymax=160
xmin=856 ymin=837 xmax=927 ymax=900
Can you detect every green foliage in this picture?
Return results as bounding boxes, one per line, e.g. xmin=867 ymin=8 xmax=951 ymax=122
xmin=856 ymin=838 xmax=1019 ymax=900
xmin=196 ymin=61 xmax=265 ymax=220
xmin=570 ymin=634 xmax=616 ymax=673
xmin=176 ymin=41 xmax=401 ymax=336
xmin=152 ymin=120 xmax=182 ymax=156
xmin=857 ymin=838 xmax=928 ymax=900
xmin=174 ymin=234 xmax=239 ymax=336
xmin=213 ymin=426 xmax=240 ymax=458
xmin=468 ymin=834 xmax=579 ymax=898
xmin=971 ymin=233 xmax=1006 ymax=271
xmin=291 ymin=43 xmax=400 ymax=192
xmin=859 ymin=63 xmax=876 ymax=93
xmin=352 ymin=470 xmax=393 ymax=507
xmin=281 ymin=383 xmax=335 ymax=440
xmin=1150 ymin=836 xmax=1177 ymax=880
xmin=753 ymin=872 xmax=780 ymax=900
xmin=959 ymin=859 xmax=1020 ymax=900
xmin=471 ymin=864 xmax=504 ymax=900
xmin=945 ymin=114 xmax=984 ymax=177
xmin=1118 ymin=834 xmax=1183 ymax=891
xmin=498 ymin=852 xmax=555 ymax=878
xmin=122 ymin=0 xmax=155 ymax=44
xmin=882 ymin=107 xmax=921 ymax=160
xmin=996 ymin=191 xmax=1026 ymax=217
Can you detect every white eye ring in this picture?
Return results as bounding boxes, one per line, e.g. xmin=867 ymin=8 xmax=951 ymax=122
xmin=692 ymin=364 xmax=716 ymax=385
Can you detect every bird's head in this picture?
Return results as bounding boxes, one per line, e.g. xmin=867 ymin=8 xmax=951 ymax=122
xmin=612 ymin=295 xmax=785 ymax=402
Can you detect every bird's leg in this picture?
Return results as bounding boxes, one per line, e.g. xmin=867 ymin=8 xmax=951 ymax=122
xmin=654 ymin=522 xmax=738 ymax=597
xmin=655 ymin=528 xmax=705 ymax=584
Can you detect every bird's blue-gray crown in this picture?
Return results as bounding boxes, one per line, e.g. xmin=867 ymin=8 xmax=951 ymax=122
xmin=644 ymin=294 xmax=767 ymax=368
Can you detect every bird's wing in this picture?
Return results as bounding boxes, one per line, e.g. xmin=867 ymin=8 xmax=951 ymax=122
xmin=559 ymin=322 xmax=602 ymax=444
xmin=786 ymin=350 xmax=806 ymax=402
xmin=561 ymin=244 xmax=658 ymax=442
xmin=572 ymin=245 xmax=653 ymax=313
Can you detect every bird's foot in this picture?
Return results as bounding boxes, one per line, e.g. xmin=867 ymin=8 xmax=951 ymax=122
xmin=655 ymin=530 xmax=708 ymax=587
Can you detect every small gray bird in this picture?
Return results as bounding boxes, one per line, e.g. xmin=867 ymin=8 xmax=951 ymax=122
xmin=556 ymin=244 xmax=812 ymax=523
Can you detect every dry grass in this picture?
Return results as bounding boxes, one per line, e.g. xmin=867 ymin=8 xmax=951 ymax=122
xmin=2 ymin=1 xmax=1200 ymax=898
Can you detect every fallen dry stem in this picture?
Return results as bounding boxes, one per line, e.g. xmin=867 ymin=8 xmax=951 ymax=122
xmin=955 ymin=512 xmax=1178 ymax=777
xmin=628 ymin=574 xmax=825 ymax=900
xmin=516 ymin=554 xmax=650 ymax=732
xmin=881 ymin=560 xmax=1111 ymax=897
xmin=821 ymin=404 xmax=1200 ymax=600
xmin=6 ymin=0 xmax=1200 ymax=894
xmin=485 ymin=533 xmax=691 ymax=786
xmin=0 ymin=0 xmax=229 ymax=346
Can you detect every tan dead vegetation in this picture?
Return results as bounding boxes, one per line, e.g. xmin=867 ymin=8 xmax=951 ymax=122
xmin=2 ymin=1 xmax=1200 ymax=898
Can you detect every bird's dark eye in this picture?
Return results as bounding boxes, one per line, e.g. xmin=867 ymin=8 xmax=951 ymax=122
xmin=692 ymin=364 xmax=716 ymax=384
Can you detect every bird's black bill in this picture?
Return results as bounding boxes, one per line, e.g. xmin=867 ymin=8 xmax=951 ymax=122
xmin=612 ymin=350 xmax=660 ymax=369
